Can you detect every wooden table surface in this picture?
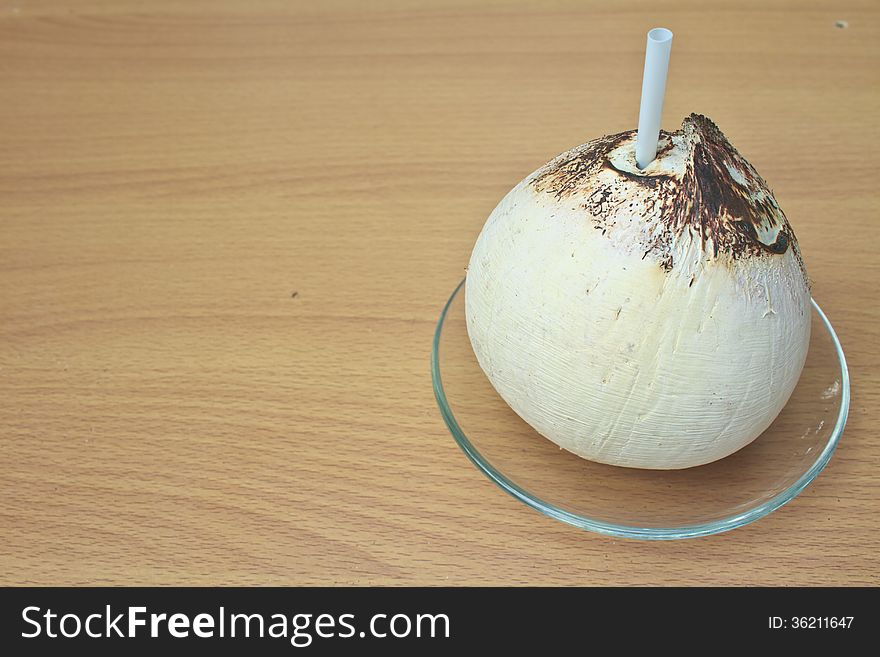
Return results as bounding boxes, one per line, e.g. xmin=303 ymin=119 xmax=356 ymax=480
xmin=2 ymin=0 xmax=878 ymax=586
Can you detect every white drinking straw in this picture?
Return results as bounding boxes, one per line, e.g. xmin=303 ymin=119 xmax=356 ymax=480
xmin=635 ymin=28 xmax=673 ymax=169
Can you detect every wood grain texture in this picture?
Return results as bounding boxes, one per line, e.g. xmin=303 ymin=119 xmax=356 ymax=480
xmin=1 ymin=0 xmax=878 ymax=586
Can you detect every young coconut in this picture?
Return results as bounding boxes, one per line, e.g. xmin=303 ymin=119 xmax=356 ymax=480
xmin=465 ymin=114 xmax=810 ymax=469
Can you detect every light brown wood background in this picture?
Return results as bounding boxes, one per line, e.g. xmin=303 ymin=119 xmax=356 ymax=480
xmin=1 ymin=0 xmax=877 ymax=586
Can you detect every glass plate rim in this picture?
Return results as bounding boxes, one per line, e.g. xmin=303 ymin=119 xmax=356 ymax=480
xmin=431 ymin=279 xmax=851 ymax=540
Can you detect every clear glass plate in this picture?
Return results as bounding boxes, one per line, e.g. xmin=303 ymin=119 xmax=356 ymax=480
xmin=432 ymin=279 xmax=850 ymax=540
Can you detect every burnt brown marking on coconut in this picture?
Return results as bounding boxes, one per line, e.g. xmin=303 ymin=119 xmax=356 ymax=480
xmin=532 ymin=131 xmax=630 ymax=200
xmin=530 ymin=114 xmax=806 ymax=278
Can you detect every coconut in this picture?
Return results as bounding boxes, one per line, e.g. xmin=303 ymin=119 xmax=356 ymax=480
xmin=465 ymin=114 xmax=810 ymax=469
